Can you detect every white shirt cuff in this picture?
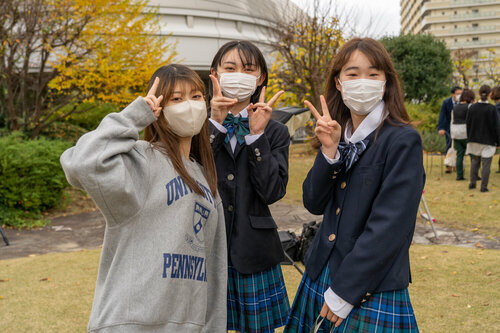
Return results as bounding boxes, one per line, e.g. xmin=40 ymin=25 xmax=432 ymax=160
xmin=244 ymin=133 xmax=263 ymax=145
xmin=323 ymin=287 xmax=354 ymax=319
xmin=322 ymin=150 xmax=341 ymax=164
xmin=209 ymin=118 xmax=227 ymax=133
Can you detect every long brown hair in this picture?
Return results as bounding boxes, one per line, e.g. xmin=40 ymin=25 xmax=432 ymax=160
xmin=144 ymin=64 xmax=217 ymax=196
xmin=324 ymin=38 xmax=409 ymax=140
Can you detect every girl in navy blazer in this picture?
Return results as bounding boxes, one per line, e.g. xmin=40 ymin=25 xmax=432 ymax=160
xmin=207 ymin=40 xmax=291 ymax=333
xmin=285 ymin=38 xmax=425 ymax=332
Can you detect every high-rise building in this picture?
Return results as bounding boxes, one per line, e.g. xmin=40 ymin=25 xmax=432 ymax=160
xmin=401 ymin=0 xmax=499 ymax=86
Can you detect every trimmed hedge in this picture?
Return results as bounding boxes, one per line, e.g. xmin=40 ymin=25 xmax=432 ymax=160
xmin=0 ymin=132 xmax=71 ymax=228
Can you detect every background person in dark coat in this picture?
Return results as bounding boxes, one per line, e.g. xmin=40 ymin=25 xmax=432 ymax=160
xmin=466 ymin=85 xmax=500 ymax=192
xmin=491 ymin=86 xmax=500 ymax=173
xmin=438 ymin=86 xmax=462 ymax=172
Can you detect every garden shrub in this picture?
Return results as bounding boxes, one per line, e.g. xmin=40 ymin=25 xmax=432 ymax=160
xmin=65 ymin=102 xmax=118 ymax=131
xmin=40 ymin=122 xmax=88 ymax=143
xmin=406 ymin=101 xmax=440 ymax=133
xmin=420 ymin=130 xmax=447 ymax=153
xmin=0 ymin=132 xmax=71 ymax=228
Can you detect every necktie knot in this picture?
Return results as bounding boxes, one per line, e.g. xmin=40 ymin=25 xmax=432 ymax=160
xmin=338 ymin=139 xmax=368 ymax=172
xmin=223 ymin=113 xmax=250 ymax=145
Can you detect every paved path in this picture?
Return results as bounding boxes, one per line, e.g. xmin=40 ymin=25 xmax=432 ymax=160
xmin=1 ymin=202 xmax=498 ymax=260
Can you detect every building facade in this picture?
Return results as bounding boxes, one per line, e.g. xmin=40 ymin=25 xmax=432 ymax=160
xmin=401 ymin=0 xmax=499 ymax=86
xmin=146 ymin=0 xmax=296 ymax=78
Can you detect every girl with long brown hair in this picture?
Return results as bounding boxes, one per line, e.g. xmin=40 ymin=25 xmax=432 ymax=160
xmin=61 ymin=64 xmax=227 ymax=332
xmin=285 ymin=38 xmax=424 ymax=332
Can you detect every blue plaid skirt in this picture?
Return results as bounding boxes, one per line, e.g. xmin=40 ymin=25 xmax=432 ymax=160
xmin=227 ymin=261 xmax=290 ymax=333
xmin=285 ymin=265 xmax=419 ymax=333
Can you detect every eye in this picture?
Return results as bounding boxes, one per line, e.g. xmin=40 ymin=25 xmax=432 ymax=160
xmin=192 ymin=94 xmax=202 ymax=99
xmin=224 ymin=66 xmax=235 ymax=71
xmin=171 ymin=97 xmax=182 ymax=102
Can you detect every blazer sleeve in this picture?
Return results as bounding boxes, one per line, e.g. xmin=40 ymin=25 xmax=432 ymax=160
xmin=246 ymin=122 xmax=290 ymax=205
xmin=437 ymin=98 xmax=450 ymax=131
xmin=331 ymin=128 xmax=425 ymax=306
xmin=302 ymin=149 xmax=344 ymax=215
xmin=60 ymin=97 xmax=157 ymax=226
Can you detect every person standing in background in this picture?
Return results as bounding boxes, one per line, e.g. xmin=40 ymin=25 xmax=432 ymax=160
xmin=466 ymin=85 xmax=500 ymax=192
xmin=451 ymin=89 xmax=475 ymax=181
xmin=438 ymin=86 xmax=462 ymax=173
xmin=491 ymin=86 xmax=500 ymax=173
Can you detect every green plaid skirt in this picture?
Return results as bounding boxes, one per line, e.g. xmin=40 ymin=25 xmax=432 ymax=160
xmin=227 ymin=261 xmax=290 ymax=333
xmin=285 ymin=265 xmax=419 ymax=332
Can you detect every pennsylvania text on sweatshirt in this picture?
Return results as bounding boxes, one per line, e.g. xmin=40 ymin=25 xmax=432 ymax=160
xmin=60 ymin=98 xmax=227 ymax=333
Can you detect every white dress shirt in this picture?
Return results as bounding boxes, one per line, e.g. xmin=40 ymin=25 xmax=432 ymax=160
xmin=322 ymin=100 xmax=387 ymax=319
xmin=209 ymin=107 xmax=262 ymax=153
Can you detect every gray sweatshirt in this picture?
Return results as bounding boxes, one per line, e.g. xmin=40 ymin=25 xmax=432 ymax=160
xmin=60 ymin=97 xmax=227 ymax=333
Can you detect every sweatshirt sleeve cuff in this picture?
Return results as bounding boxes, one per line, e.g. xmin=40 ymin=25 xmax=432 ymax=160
xmin=324 ymin=287 xmax=354 ymax=319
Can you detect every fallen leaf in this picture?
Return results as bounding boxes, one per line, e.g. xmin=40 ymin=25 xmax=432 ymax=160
xmin=451 ymin=294 xmax=460 ymax=297
xmin=475 ymin=242 xmax=486 ymax=248
xmin=453 ymin=271 xmax=457 ymax=275
xmin=467 ymin=304 xmax=472 ymax=308
xmin=420 ymin=256 xmax=428 ymax=260
xmin=39 ymin=277 xmax=51 ymax=282
xmin=28 ymin=254 xmax=36 ymax=257
xmin=486 ymin=272 xmax=492 ymax=276
xmin=0 ymin=296 xmax=3 ymax=299
xmin=468 ymin=194 xmax=474 ymax=197
xmin=470 ymin=261 xmax=475 ymax=264
xmin=0 ymin=278 xmax=10 ymax=282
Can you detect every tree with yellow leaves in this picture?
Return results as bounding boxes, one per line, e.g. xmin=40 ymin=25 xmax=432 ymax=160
xmin=266 ymin=0 xmax=344 ymax=108
xmin=0 ymin=0 xmax=176 ymax=138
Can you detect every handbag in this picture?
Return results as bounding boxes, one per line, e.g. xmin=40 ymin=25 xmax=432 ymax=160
xmin=309 ymin=315 xmax=335 ymax=333
xmin=444 ymin=140 xmax=457 ymax=167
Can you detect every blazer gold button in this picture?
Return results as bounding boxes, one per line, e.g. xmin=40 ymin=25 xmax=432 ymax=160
xmin=227 ymin=205 xmax=234 ymax=212
xmin=340 ymin=181 xmax=347 ymax=189
xmin=328 ymin=234 xmax=336 ymax=242
xmin=336 ymin=207 xmax=340 ymax=215
xmin=254 ymin=148 xmax=260 ymax=154
xmin=227 ymin=174 xmax=234 ymax=181
xmin=256 ymin=156 xmax=262 ymax=161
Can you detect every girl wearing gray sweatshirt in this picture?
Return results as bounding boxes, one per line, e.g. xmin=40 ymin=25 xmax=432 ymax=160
xmin=61 ymin=64 xmax=227 ymax=333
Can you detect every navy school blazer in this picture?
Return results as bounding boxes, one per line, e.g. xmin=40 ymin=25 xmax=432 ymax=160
xmin=209 ymin=119 xmax=290 ymax=274
xmin=303 ymin=121 xmax=425 ymax=306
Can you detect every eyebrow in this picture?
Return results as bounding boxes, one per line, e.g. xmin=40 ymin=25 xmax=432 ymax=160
xmin=222 ymin=61 xmax=237 ymax=65
xmin=345 ymin=66 xmax=378 ymax=71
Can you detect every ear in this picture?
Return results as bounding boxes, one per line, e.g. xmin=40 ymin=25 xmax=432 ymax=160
xmin=335 ymin=77 xmax=342 ymax=92
xmin=257 ymin=73 xmax=266 ymax=86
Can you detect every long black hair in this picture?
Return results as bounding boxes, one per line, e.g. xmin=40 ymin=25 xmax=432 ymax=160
xmin=209 ymin=40 xmax=269 ymax=104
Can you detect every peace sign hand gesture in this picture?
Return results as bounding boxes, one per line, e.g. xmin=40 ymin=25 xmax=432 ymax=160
xmin=247 ymin=86 xmax=284 ymax=135
xmin=143 ymin=77 xmax=164 ymax=118
xmin=305 ymin=95 xmax=341 ymax=159
xmin=209 ymin=74 xmax=238 ymax=124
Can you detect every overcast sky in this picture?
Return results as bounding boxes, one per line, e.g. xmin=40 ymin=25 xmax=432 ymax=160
xmin=290 ymin=0 xmax=401 ymax=37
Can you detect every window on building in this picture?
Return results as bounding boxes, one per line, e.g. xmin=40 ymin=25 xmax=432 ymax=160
xmin=472 ymin=23 xmax=478 ymax=28
xmin=454 ymin=25 xmax=458 ymax=28
xmin=472 ymin=37 xmax=479 ymax=41
xmin=454 ymin=11 xmax=457 ymax=15
xmin=442 ymin=25 xmax=445 ymax=29
xmin=472 ymin=9 xmax=479 ymax=13
xmin=442 ymin=11 xmax=445 ymax=15
xmin=455 ymin=38 xmax=458 ymax=42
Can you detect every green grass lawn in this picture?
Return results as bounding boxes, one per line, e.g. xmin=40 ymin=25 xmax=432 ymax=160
xmin=285 ymin=143 xmax=500 ymax=238
xmin=1 ymin=245 xmax=499 ymax=332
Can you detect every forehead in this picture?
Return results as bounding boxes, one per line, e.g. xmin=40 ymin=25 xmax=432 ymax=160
xmin=342 ymin=50 xmax=380 ymax=71
xmin=171 ymin=80 xmax=201 ymax=94
xmin=220 ymin=48 xmax=255 ymax=66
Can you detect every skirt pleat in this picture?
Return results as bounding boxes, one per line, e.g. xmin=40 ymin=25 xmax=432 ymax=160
xmin=227 ymin=261 xmax=290 ymax=333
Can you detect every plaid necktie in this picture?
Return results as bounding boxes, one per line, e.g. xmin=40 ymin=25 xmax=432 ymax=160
xmin=223 ymin=114 xmax=250 ymax=145
xmin=338 ymin=139 xmax=368 ymax=172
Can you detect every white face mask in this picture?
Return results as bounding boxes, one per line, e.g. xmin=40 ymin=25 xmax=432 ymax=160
xmin=455 ymin=94 xmax=461 ymax=103
xmin=163 ymin=100 xmax=207 ymax=137
xmin=219 ymin=72 xmax=259 ymax=102
xmin=339 ymin=79 xmax=386 ymax=116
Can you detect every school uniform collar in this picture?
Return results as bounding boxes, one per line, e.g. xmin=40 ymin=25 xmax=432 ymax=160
xmin=344 ymin=101 xmax=387 ymax=144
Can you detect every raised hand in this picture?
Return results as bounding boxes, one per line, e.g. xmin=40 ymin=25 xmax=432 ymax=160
xmin=247 ymin=86 xmax=284 ymax=135
xmin=209 ymin=74 xmax=237 ymax=124
xmin=143 ymin=77 xmax=164 ymax=117
xmin=305 ymin=95 xmax=341 ymax=158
